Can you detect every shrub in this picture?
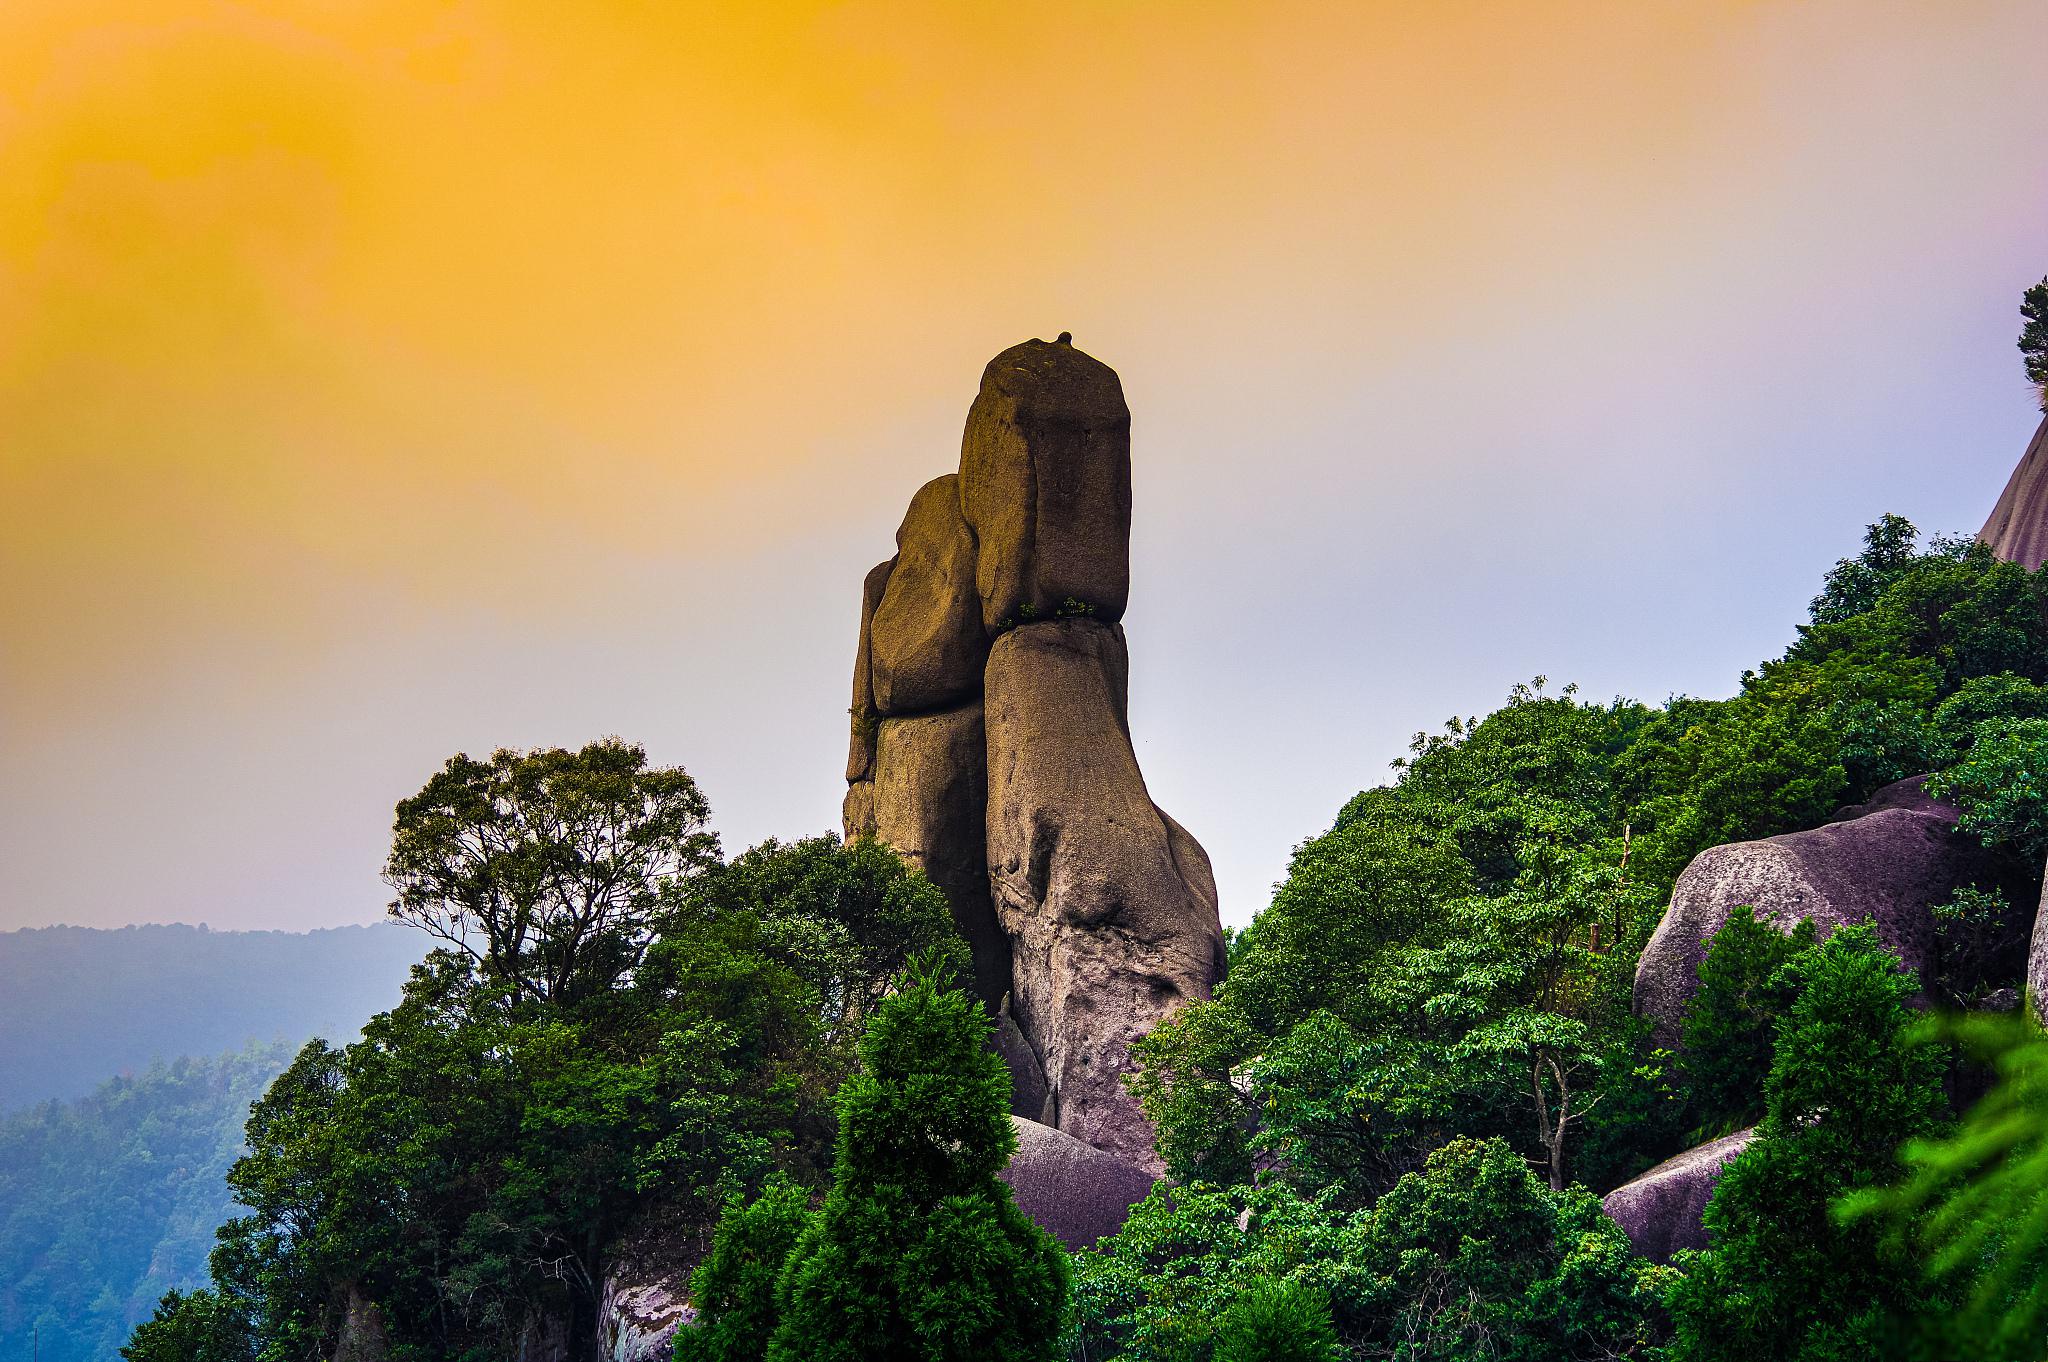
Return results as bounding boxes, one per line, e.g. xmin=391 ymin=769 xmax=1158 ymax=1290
xmin=1680 ymin=907 xmax=1816 ymax=1134
xmin=674 ymin=1175 xmax=812 ymax=1362
xmin=1211 ymin=1278 xmax=1338 ymax=1362
xmin=766 ymin=955 xmax=1069 ymax=1361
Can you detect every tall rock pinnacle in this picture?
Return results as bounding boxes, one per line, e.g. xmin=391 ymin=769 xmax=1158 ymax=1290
xmin=842 ymin=338 xmax=1226 ymax=1170
xmin=1978 ymin=412 xmax=2048 ymax=569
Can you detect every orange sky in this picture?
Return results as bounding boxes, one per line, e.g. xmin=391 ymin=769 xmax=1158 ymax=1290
xmin=4 ymin=2 xmax=2045 ymax=929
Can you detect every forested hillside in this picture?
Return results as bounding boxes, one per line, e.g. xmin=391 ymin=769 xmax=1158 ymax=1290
xmin=0 ymin=1046 xmax=288 ymax=1362
xmin=0 ymin=924 xmax=423 ymax=1112
xmin=126 ymin=511 xmax=2048 ymax=1361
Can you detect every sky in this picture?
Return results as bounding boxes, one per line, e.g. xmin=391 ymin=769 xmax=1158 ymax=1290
xmin=3 ymin=0 xmax=2046 ymax=933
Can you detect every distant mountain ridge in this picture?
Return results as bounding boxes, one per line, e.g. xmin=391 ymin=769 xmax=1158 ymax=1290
xmin=0 ymin=923 xmax=425 ymax=1113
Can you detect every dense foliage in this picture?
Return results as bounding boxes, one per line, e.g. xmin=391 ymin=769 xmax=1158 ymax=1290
xmin=1133 ymin=516 xmax=2047 ymax=1219
xmin=116 ymin=490 xmax=2048 ymax=1362
xmin=677 ymin=955 xmax=1069 ymax=1362
xmin=1072 ymin=1136 xmax=1669 ymax=1361
xmin=1665 ymin=924 xmax=1948 ymax=1361
xmin=0 ymin=1046 xmax=287 ymax=1362
xmin=128 ymin=742 xmax=968 ymax=1360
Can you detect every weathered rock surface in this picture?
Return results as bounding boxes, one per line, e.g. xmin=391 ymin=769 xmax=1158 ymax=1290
xmin=999 ymin=1115 xmax=1155 ymax=1250
xmin=960 ymin=338 xmax=1132 ymax=630
xmin=839 ymin=337 xmax=1222 ymax=1167
xmin=985 ymin=618 xmax=1226 ymax=1170
xmin=869 ymin=703 xmax=1009 ymax=1006
xmin=870 ymin=475 xmax=988 ymax=714
xmin=1635 ymin=777 xmax=2010 ymax=1042
xmin=842 ymin=779 xmax=876 ymax=840
xmin=598 ymin=1264 xmax=695 ymax=1362
xmin=1978 ymin=412 xmax=2048 ymax=570
xmin=1602 ymin=1128 xmax=1756 ymax=1263
xmin=995 ymin=1003 xmax=1052 ymax=1124
xmin=846 ymin=559 xmax=895 ymax=781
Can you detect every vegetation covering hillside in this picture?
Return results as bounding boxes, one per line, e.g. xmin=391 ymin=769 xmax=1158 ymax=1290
xmin=118 ymin=276 xmax=2048 ymax=1362
xmin=0 ymin=1045 xmax=288 ymax=1362
xmin=0 ymin=924 xmax=423 ymax=1112
xmin=121 ymin=514 xmax=2048 ymax=1362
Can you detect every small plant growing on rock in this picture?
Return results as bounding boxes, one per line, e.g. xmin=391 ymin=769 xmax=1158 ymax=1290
xmin=1055 ymin=597 xmax=1097 ymax=618
xmin=2022 ymin=276 xmax=2048 ymax=410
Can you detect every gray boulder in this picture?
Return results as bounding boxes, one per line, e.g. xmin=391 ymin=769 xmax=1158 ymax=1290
xmin=1978 ymin=412 xmax=2048 ymax=570
xmin=1000 ymin=1115 xmax=1155 ymax=1250
xmin=1601 ymin=1128 xmax=1756 ymax=1263
xmin=870 ymin=475 xmax=988 ymax=714
xmin=867 ymin=702 xmax=1010 ymax=1007
xmin=1634 ymin=777 xmax=2008 ymax=1042
xmin=598 ymin=1263 xmax=695 ymax=1362
xmin=846 ymin=559 xmax=894 ymax=781
xmin=984 ymin=619 xmax=1226 ymax=1170
xmin=959 ymin=337 xmax=1132 ymax=631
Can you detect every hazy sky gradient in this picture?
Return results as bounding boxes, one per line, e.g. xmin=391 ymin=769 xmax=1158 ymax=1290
xmin=4 ymin=1 xmax=2046 ymax=931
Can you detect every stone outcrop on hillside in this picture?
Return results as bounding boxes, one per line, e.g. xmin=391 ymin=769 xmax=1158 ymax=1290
xmin=1633 ymin=777 xmax=2014 ymax=1042
xmin=1978 ymin=413 xmax=2048 ymax=570
xmin=960 ymin=339 xmax=1133 ymax=630
xmin=999 ymin=1116 xmax=1156 ymax=1250
xmin=1601 ymin=1128 xmax=1756 ymax=1263
xmin=841 ymin=336 xmax=1225 ymax=1172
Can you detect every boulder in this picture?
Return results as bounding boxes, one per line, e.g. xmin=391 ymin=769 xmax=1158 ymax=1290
xmin=1978 ymin=412 xmax=2048 ymax=570
xmin=598 ymin=1264 xmax=695 ymax=1362
xmin=999 ymin=1115 xmax=1155 ymax=1250
xmin=870 ymin=702 xmax=1010 ymax=1008
xmin=1634 ymin=777 xmax=2011 ymax=1042
xmin=870 ymin=475 xmax=988 ymax=714
xmin=846 ymin=559 xmax=895 ymax=781
xmin=1601 ymin=1128 xmax=1756 ymax=1263
xmin=984 ymin=619 xmax=1226 ymax=1170
xmin=959 ymin=337 xmax=1132 ymax=631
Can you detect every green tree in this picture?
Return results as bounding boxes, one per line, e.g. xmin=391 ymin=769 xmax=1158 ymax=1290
xmin=1929 ymin=716 xmax=2048 ymax=861
xmin=123 ymin=1288 xmax=254 ymax=1362
xmin=1840 ymin=1014 xmax=2048 ymax=1360
xmin=675 ymin=1175 xmax=814 ymax=1362
xmin=766 ymin=956 xmax=1070 ymax=1362
xmin=1680 ymin=907 xmax=1816 ymax=1134
xmin=1211 ymin=1279 xmax=1338 ymax=1362
xmin=1665 ymin=924 xmax=1949 ymax=1362
xmin=1072 ymin=1138 xmax=1668 ymax=1362
xmin=384 ymin=738 xmax=719 ymax=1008
xmin=2022 ymin=276 xmax=2048 ymax=407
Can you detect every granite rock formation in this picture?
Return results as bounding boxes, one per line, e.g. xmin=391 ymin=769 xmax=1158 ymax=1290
xmin=1601 ymin=1128 xmax=1756 ymax=1263
xmin=1978 ymin=413 xmax=2048 ymax=570
xmin=960 ymin=338 xmax=1133 ymax=631
xmin=841 ymin=336 xmax=1225 ymax=1172
xmin=1634 ymin=777 xmax=2019 ymax=1042
xmin=998 ymin=1115 xmax=1156 ymax=1250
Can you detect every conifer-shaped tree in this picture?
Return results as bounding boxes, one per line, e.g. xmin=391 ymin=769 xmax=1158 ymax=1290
xmin=1666 ymin=923 xmax=1948 ymax=1362
xmin=766 ymin=953 xmax=1070 ymax=1362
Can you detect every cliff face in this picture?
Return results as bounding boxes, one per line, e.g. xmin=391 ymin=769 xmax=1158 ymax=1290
xmin=1977 ymin=412 xmax=2048 ymax=569
xmin=842 ymin=337 xmax=1226 ymax=1170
